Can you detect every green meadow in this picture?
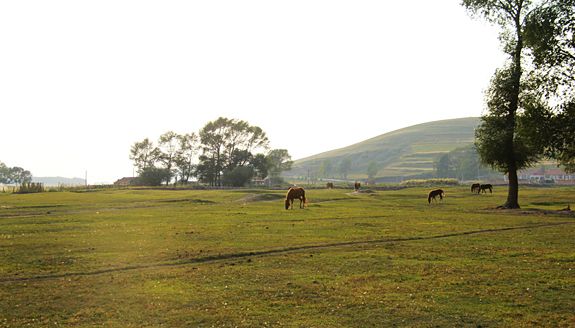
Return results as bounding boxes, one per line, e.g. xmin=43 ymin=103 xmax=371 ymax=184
xmin=0 ymin=186 xmax=574 ymax=327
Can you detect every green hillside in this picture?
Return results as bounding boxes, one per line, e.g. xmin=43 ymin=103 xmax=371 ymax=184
xmin=286 ymin=117 xmax=480 ymax=181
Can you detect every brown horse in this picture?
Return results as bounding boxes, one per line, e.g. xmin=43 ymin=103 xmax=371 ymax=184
xmin=354 ymin=182 xmax=361 ymax=191
xmin=428 ymin=189 xmax=444 ymax=204
xmin=285 ymin=187 xmax=307 ymax=210
xmin=471 ymin=183 xmax=480 ymax=193
xmin=326 ymin=182 xmax=334 ymax=189
xmin=479 ymin=184 xmax=492 ymax=194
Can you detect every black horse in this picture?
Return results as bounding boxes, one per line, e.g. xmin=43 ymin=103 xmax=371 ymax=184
xmin=428 ymin=189 xmax=444 ymax=204
xmin=471 ymin=183 xmax=480 ymax=193
xmin=479 ymin=184 xmax=493 ymax=194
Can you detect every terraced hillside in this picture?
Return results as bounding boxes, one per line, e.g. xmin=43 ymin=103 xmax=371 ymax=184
xmin=285 ymin=117 xmax=480 ymax=180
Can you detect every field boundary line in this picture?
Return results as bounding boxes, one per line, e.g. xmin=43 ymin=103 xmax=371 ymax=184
xmin=1 ymin=221 xmax=573 ymax=283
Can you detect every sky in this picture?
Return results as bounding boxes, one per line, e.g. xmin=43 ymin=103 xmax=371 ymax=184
xmin=0 ymin=0 xmax=506 ymax=184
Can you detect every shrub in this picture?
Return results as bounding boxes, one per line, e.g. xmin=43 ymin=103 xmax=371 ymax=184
xmin=400 ymin=178 xmax=459 ymax=187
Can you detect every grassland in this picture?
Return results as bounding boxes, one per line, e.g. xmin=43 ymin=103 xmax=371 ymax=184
xmin=0 ymin=186 xmax=574 ymax=327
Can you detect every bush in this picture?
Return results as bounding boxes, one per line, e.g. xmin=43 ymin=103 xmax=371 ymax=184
xmin=133 ymin=167 xmax=172 ymax=186
xmin=400 ymin=178 xmax=459 ymax=187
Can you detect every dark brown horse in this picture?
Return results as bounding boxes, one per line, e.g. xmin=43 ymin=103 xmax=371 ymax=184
xmin=428 ymin=189 xmax=444 ymax=204
xmin=354 ymin=182 xmax=361 ymax=191
xmin=471 ymin=183 xmax=480 ymax=193
xmin=326 ymin=182 xmax=334 ymax=189
xmin=285 ymin=187 xmax=307 ymax=210
xmin=479 ymin=184 xmax=492 ymax=194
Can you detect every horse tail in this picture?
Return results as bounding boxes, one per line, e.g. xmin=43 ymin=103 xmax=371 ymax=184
xmin=428 ymin=193 xmax=432 ymax=204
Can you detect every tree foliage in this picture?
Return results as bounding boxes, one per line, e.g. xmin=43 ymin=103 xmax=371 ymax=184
xmin=0 ymin=161 xmax=32 ymax=185
xmin=198 ymin=117 xmax=269 ymax=186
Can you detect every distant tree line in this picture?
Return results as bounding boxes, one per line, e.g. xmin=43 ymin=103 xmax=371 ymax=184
xmin=434 ymin=146 xmax=499 ymax=180
xmin=129 ymin=117 xmax=293 ymax=187
xmin=0 ymin=161 xmax=32 ymax=185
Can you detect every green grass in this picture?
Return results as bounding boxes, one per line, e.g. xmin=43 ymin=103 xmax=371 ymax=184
xmin=1 ymin=186 xmax=574 ymax=327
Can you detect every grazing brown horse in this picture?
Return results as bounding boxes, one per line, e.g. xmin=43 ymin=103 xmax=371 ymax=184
xmin=471 ymin=183 xmax=480 ymax=193
xmin=428 ymin=189 xmax=444 ymax=204
xmin=326 ymin=182 xmax=334 ymax=189
xmin=285 ymin=187 xmax=307 ymax=210
xmin=479 ymin=184 xmax=493 ymax=194
xmin=354 ymin=182 xmax=361 ymax=191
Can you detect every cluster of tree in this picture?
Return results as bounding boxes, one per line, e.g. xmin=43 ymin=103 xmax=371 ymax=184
xmin=0 ymin=161 xmax=32 ymax=185
xmin=434 ymin=146 xmax=499 ymax=180
xmin=463 ymin=0 xmax=575 ymax=208
xmin=314 ymin=158 xmax=377 ymax=181
xmin=130 ymin=117 xmax=293 ymax=187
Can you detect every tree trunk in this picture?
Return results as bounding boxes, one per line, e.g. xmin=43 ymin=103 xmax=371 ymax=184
xmin=501 ymin=10 xmax=524 ymax=210
xmin=504 ymin=163 xmax=520 ymax=209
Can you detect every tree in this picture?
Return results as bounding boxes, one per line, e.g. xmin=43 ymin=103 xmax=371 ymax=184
xmin=338 ymin=158 xmax=352 ymax=180
xmin=8 ymin=167 xmax=32 ymax=185
xmin=548 ymin=100 xmax=575 ymax=172
xmin=266 ymin=149 xmax=293 ymax=185
xmin=318 ymin=160 xmax=333 ymax=179
xmin=130 ymin=138 xmax=160 ymax=174
xmin=251 ymin=153 xmax=269 ymax=180
xmin=435 ymin=154 xmax=455 ymax=178
xmin=367 ymin=161 xmax=378 ymax=181
xmin=157 ymin=131 xmax=180 ymax=184
xmin=523 ymin=0 xmax=575 ymax=172
xmin=463 ymin=0 xmax=547 ymax=208
xmin=199 ymin=117 xmax=269 ymax=186
xmin=0 ymin=162 xmax=8 ymax=184
xmin=175 ymin=133 xmax=199 ymax=183
xmin=524 ymin=0 xmax=575 ymax=95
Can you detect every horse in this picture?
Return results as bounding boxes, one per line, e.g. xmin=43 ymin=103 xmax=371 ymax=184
xmin=479 ymin=184 xmax=493 ymax=194
xmin=428 ymin=189 xmax=444 ymax=204
xmin=471 ymin=183 xmax=480 ymax=193
xmin=326 ymin=182 xmax=334 ymax=189
xmin=354 ymin=182 xmax=361 ymax=191
xmin=285 ymin=187 xmax=307 ymax=210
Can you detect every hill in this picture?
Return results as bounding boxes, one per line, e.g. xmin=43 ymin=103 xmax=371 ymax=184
xmin=285 ymin=117 xmax=480 ymax=181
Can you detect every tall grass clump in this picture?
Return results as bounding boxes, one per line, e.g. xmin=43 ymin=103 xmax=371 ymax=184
xmin=15 ymin=182 xmax=45 ymax=193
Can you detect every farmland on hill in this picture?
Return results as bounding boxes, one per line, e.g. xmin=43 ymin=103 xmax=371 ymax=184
xmin=1 ymin=187 xmax=574 ymax=326
xmin=286 ymin=117 xmax=480 ymax=180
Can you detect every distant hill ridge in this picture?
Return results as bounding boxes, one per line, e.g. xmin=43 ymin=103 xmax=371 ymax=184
xmin=285 ymin=117 xmax=480 ymax=180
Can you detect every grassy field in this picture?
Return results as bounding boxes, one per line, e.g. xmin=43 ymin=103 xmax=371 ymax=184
xmin=0 ymin=186 xmax=574 ymax=327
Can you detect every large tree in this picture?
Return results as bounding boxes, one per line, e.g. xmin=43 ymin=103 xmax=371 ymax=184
xmin=463 ymin=0 xmax=549 ymax=208
xmin=198 ymin=117 xmax=269 ymax=186
xmin=129 ymin=138 xmax=160 ymax=174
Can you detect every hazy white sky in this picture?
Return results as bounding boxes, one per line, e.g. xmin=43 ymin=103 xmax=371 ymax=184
xmin=0 ymin=0 xmax=505 ymax=183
